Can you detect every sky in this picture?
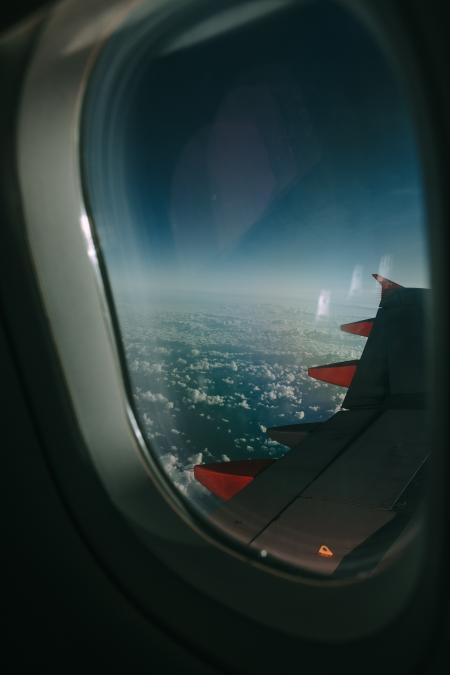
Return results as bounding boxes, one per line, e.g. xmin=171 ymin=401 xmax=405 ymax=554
xmin=83 ymin=0 xmax=429 ymax=305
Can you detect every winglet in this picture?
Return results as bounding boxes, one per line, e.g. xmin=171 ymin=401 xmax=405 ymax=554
xmin=373 ymin=273 xmax=403 ymax=301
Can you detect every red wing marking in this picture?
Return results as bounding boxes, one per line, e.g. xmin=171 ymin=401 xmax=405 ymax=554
xmin=308 ymin=360 xmax=359 ymax=388
xmin=194 ymin=459 xmax=275 ymax=501
xmin=340 ymin=318 xmax=374 ymax=337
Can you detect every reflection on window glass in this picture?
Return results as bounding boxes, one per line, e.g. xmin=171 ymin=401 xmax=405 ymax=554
xmin=83 ymin=0 xmax=430 ymax=578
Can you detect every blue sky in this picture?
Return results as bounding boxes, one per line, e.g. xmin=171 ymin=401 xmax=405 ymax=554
xmin=84 ymin=0 xmax=429 ymax=304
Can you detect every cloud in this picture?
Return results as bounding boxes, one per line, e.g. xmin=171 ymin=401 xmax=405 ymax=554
xmin=142 ymin=390 xmax=166 ymax=402
xmin=276 ymin=385 xmax=296 ymax=400
xmin=188 ymin=451 xmax=203 ymax=466
xmin=261 ymin=365 xmax=276 ymax=381
xmin=187 ymin=387 xmax=225 ymax=406
xmin=154 ymin=346 xmax=171 ymax=355
xmin=141 ymin=390 xmax=174 ymax=409
xmin=142 ymin=413 xmax=154 ymax=427
xmin=159 ymin=451 xmax=209 ymax=499
xmin=262 ymin=383 xmax=298 ymax=402
xmin=189 ymin=359 xmax=211 ymax=371
xmin=160 ymin=452 xmax=178 ymax=471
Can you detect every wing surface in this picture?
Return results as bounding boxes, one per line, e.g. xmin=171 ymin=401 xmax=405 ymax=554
xmin=195 ymin=276 xmax=430 ymax=575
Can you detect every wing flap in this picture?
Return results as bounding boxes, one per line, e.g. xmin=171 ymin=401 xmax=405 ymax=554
xmin=211 ymin=408 xmax=428 ymax=573
xmin=266 ymin=421 xmax=322 ymax=448
xmin=302 ymin=409 xmax=429 ymax=509
xmin=210 ymin=409 xmax=380 ymax=543
xmin=251 ymin=499 xmax=394 ymax=575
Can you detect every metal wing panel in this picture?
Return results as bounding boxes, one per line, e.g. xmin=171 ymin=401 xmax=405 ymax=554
xmin=210 ymin=409 xmax=380 ymax=543
xmin=199 ymin=278 xmax=430 ymax=575
xmin=343 ymin=287 xmax=428 ymax=409
xmin=251 ymin=500 xmax=395 ymax=575
xmin=301 ymin=409 xmax=429 ymax=509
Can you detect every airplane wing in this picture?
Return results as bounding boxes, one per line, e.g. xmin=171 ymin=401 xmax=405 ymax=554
xmin=194 ymin=275 xmax=430 ymax=577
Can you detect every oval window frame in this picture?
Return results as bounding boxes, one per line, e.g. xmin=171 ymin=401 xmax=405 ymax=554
xmin=16 ymin=0 xmax=441 ymax=652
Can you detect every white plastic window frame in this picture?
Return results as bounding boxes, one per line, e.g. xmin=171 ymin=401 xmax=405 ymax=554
xmin=17 ymin=0 xmax=431 ymax=642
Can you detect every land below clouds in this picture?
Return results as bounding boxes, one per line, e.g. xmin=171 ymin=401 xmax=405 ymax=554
xmin=117 ymin=294 xmax=369 ymax=512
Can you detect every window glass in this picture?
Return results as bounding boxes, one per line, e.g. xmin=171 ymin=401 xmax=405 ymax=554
xmin=82 ymin=0 xmax=430 ymax=577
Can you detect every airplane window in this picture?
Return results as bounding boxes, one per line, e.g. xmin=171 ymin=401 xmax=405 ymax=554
xmin=81 ymin=0 xmax=430 ymax=580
